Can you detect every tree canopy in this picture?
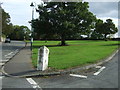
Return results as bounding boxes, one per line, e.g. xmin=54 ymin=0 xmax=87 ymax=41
xmin=94 ymin=19 xmax=118 ymax=40
xmin=9 ymin=25 xmax=30 ymax=40
xmin=2 ymin=8 xmax=13 ymax=36
xmin=32 ymin=1 xmax=118 ymax=43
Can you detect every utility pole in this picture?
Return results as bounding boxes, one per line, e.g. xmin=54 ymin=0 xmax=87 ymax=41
xmin=30 ymin=2 xmax=36 ymax=51
xmin=0 ymin=2 xmax=3 ymax=42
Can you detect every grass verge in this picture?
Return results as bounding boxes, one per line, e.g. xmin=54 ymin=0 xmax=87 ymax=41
xmin=32 ymin=40 xmax=118 ymax=70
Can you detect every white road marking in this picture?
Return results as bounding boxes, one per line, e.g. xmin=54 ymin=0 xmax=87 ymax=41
xmin=0 ymin=76 xmax=4 ymax=79
xmin=0 ymin=63 xmax=4 ymax=66
xmin=70 ymin=74 xmax=87 ymax=79
xmin=0 ymin=60 xmax=9 ymax=63
xmin=15 ymin=49 xmax=19 ymax=51
xmin=4 ymin=52 xmax=13 ymax=57
xmin=94 ymin=66 xmax=106 ymax=76
xmin=26 ymin=78 xmax=42 ymax=89
xmin=7 ymin=52 xmax=13 ymax=55
xmin=4 ymin=55 xmax=8 ymax=57
xmin=5 ymin=57 xmax=12 ymax=59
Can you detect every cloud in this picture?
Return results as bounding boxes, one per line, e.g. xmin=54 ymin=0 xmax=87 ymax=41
xmin=89 ymin=2 xmax=118 ymax=18
xmin=118 ymin=2 xmax=120 ymax=19
xmin=84 ymin=0 xmax=119 ymax=2
xmin=1 ymin=0 xmax=42 ymax=29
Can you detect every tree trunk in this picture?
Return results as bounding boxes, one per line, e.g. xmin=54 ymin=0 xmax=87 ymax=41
xmin=45 ymin=38 xmax=47 ymax=43
xmin=61 ymin=34 xmax=66 ymax=46
xmin=104 ymin=34 xmax=107 ymax=41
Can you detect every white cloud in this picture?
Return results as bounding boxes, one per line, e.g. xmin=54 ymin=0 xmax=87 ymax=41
xmin=84 ymin=0 xmax=119 ymax=2
xmin=1 ymin=0 xmax=42 ymax=29
xmin=89 ymin=2 xmax=118 ymax=18
xmin=1 ymin=0 xmax=43 ymax=3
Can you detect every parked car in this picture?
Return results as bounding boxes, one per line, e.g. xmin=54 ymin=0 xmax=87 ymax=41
xmin=5 ymin=38 xmax=11 ymax=43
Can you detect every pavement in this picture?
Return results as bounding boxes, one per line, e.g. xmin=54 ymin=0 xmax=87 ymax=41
xmin=2 ymin=43 xmax=36 ymax=77
xmin=1 ymin=43 xmax=119 ymax=78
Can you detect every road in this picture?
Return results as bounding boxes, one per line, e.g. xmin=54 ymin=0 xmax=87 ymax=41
xmin=2 ymin=41 xmax=25 ymax=61
xmin=0 ymin=41 xmax=32 ymax=89
xmin=0 ymin=41 xmax=119 ymax=89
xmin=31 ymin=52 xmax=118 ymax=88
xmin=0 ymin=41 xmax=25 ymax=67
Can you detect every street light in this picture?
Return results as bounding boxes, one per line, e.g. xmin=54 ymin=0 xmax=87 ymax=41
xmin=30 ymin=2 xmax=36 ymax=51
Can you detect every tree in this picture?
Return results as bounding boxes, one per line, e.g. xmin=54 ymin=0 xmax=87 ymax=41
xmin=103 ymin=19 xmax=118 ymax=40
xmin=32 ymin=2 xmax=96 ymax=45
xmin=2 ymin=8 xmax=13 ymax=36
xmin=95 ymin=19 xmax=118 ymax=40
xmin=9 ymin=25 xmax=30 ymax=40
xmin=91 ymin=19 xmax=104 ymax=39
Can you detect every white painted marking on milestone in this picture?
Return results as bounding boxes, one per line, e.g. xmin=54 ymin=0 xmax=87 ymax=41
xmin=70 ymin=74 xmax=87 ymax=79
xmin=94 ymin=66 xmax=106 ymax=76
xmin=26 ymin=78 xmax=42 ymax=89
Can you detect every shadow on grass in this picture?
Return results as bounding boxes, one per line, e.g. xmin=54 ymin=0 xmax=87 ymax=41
xmin=102 ymin=43 xmax=120 ymax=47
xmin=33 ymin=44 xmax=69 ymax=49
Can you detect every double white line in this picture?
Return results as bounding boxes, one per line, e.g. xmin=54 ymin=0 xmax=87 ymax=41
xmin=70 ymin=66 xmax=106 ymax=78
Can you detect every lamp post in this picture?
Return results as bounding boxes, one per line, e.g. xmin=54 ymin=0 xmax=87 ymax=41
xmin=30 ymin=2 xmax=36 ymax=51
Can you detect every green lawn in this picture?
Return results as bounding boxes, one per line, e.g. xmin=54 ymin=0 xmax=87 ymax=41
xmin=32 ymin=40 xmax=118 ymax=70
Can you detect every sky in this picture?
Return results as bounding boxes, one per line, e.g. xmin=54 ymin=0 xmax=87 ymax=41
xmin=0 ymin=0 xmax=120 ymax=37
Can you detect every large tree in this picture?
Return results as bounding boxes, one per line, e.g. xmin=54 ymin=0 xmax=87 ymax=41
xmin=32 ymin=2 xmax=96 ymax=45
xmin=2 ymin=8 xmax=13 ymax=36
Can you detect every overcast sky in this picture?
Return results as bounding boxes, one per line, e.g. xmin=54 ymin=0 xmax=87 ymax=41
xmin=0 ymin=0 xmax=120 ymax=37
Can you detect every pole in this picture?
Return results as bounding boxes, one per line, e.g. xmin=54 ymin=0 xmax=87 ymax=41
xmin=30 ymin=5 xmax=34 ymax=51
xmin=30 ymin=2 xmax=36 ymax=51
xmin=0 ymin=3 xmax=3 ymax=42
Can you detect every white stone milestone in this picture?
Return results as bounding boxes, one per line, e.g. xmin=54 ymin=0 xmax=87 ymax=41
xmin=37 ymin=46 xmax=49 ymax=71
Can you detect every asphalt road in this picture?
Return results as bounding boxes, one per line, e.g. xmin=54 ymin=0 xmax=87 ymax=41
xmin=1 ymin=41 xmax=25 ymax=61
xmin=2 ymin=77 xmax=33 ymax=88
xmin=0 ymin=41 xmax=25 ymax=68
